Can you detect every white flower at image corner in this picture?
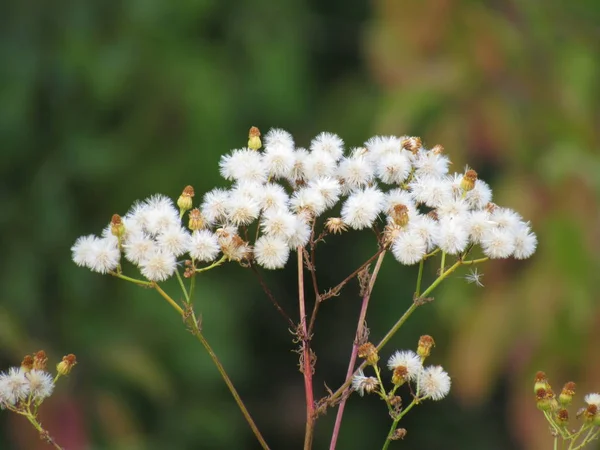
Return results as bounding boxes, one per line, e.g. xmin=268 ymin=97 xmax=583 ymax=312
xmin=351 ymin=369 xmax=379 ymax=397
xmin=419 ymin=366 xmax=451 ymax=401
xmin=464 ymin=267 xmax=484 ymax=287
xmin=584 ymin=393 xmax=600 ymax=407
xmin=387 ymin=350 xmax=423 ymax=381
xmin=25 ymin=370 xmax=54 ymax=402
xmin=254 ymin=235 xmax=290 ymax=269
xmin=0 ymin=367 xmax=30 ymax=406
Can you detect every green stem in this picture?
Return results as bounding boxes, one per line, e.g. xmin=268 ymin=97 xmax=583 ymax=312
xmin=415 ymin=260 xmax=424 ymax=297
xmin=24 ymin=415 xmax=64 ymax=450
xmin=195 ymin=255 xmax=227 ymax=273
xmin=175 ymin=270 xmax=191 ymax=304
xmin=381 ymin=399 xmax=418 ymax=450
xmin=440 ymin=251 xmax=446 ymax=274
xmin=110 ymin=272 xmax=152 ymax=287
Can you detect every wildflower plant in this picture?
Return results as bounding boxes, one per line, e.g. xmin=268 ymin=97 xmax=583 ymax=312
xmin=0 ymin=351 xmax=76 ymax=450
xmin=67 ymin=127 xmax=537 ymax=449
xmin=534 ymin=372 xmax=600 ymax=449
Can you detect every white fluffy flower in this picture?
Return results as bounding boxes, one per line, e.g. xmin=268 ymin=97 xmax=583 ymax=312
xmin=337 ymin=149 xmax=375 ymax=190
xmin=254 ymin=235 xmax=290 ymax=269
xmin=437 ymin=198 xmax=470 ymax=220
xmin=303 ymin=150 xmax=337 ymax=181
xmin=410 ymin=176 xmax=453 ymax=208
xmin=465 ymin=180 xmax=493 ymax=210
xmin=25 ymin=370 xmax=54 ymax=402
xmin=419 ymin=366 xmax=451 ymax=401
xmin=365 ymin=135 xmax=402 ymax=156
xmin=226 ymin=188 xmax=261 ymax=226
xmin=308 ymin=177 xmax=341 ymax=208
xmin=260 ymin=208 xmax=297 ymax=238
xmin=87 ymin=237 xmax=120 ymax=274
xmin=123 ymin=231 xmax=157 ymax=265
xmin=310 ymin=132 xmax=344 ymax=161
xmin=72 ymin=235 xmax=99 ymax=268
xmin=387 ymin=350 xmax=422 ymax=381
xmin=584 ymin=393 xmax=600 ymax=407
xmin=188 ymin=230 xmax=220 ymax=262
xmin=437 ymin=217 xmax=469 ymax=255
xmin=480 ymin=226 xmax=515 ymax=259
xmin=466 ymin=210 xmax=493 ymax=244
xmin=512 ymin=223 xmax=537 ymax=259
xmin=143 ymin=195 xmax=180 ymax=235
xmin=287 ymin=214 xmax=311 ymax=249
xmin=201 ymin=188 xmax=230 ymax=224
xmin=290 ymin=187 xmax=327 ymax=216
xmin=351 ymin=369 xmax=379 ymax=397
xmin=391 ymin=229 xmax=427 ymax=265
xmin=0 ymin=367 xmax=30 ymax=405
xmin=408 ymin=214 xmax=439 ymax=251
xmin=414 ymin=150 xmax=450 ymax=178
xmin=259 ymin=183 xmax=289 ymax=212
xmin=263 ymin=129 xmax=295 ymax=178
xmin=156 ymin=227 xmax=190 ymax=257
xmin=219 ymin=148 xmax=267 ymax=183
xmin=341 ymin=186 xmax=385 ymax=230
xmin=139 ymin=250 xmax=177 ymax=281
xmin=288 ymin=148 xmax=309 ymax=183
xmin=384 ymin=189 xmax=418 ymax=216
xmin=376 ymin=151 xmax=412 ymax=184
xmin=490 ymin=207 xmax=522 ymax=232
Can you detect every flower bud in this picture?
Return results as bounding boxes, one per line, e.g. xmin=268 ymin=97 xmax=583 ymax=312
xmin=325 ymin=217 xmax=347 ymax=235
xmin=391 ymin=366 xmax=408 ymax=386
xmin=417 ymin=335 xmax=435 ymax=360
xmin=535 ymin=388 xmax=552 ymax=411
xmin=188 ymin=208 xmax=205 ymax=231
xmin=389 ymin=204 xmax=409 ymax=227
xmin=584 ymin=404 xmax=598 ymax=424
xmin=391 ymin=428 xmax=407 ymax=440
xmin=177 ymin=185 xmax=195 ymax=215
xmin=460 ymin=170 xmax=478 ymax=192
xmin=358 ymin=343 xmax=379 ymax=366
xmin=556 ymin=408 xmax=569 ymax=426
xmin=401 ymin=136 xmax=422 ymax=154
xmin=33 ymin=350 xmax=48 ymax=371
xmin=534 ymin=371 xmax=550 ymax=394
xmin=21 ymin=355 xmax=34 ymax=372
xmin=57 ymin=354 xmax=77 ymax=376
xmin=248 ymin=126 xmax=262 ymax=150
xmin=110 ymin=214 xmax=125 ymax=239
xmin=559 ymin=381 xmax=576 ymax=406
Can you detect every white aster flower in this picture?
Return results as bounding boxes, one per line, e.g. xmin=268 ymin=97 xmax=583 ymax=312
xmin=490 ymin=207 xmax=522 ymax=232
xmin=219 ymin=148 xmax=267 ymax=183
xmin=387 ymin=350 xmax=422 ymax=381
xmin=260 ymin=208 xmax=297 ymax=238
xmin=287 ymin=214 xmax=312 ymax=249
xmin=288 ymin=148 xmax=310 ymax=183
xmin=437 ymin=217 xmax=469 ymax=255
xmin=139 ymin=250 xmax=177 ymax=281
xmin=156 ymin=226 xmax=190 ymax=257
xmin=351 ymin=369 xmax=379 ymax=397
xmin=71 ymin=235 xmax=99 ymax=268
xmin=391 ymin=229 xmax=427 ymax=265
xmin=123 ymin=201 xmax=151 ymax=232
xmin=466 ymin=210 xmax=493 ymax=244
xmin=419 ymin=366 xmax=451 ymax=401
xmin=87 ymin=236 xmax=120 ymax=274
xmin=25 ymin=370 xmax=54 ymax=402
xmin=308 ymin=177 xmax=341 ymax=208
xmin=226 ymin=188 xmax=261 ymax=226
xmin=512 ymin=223 xmax=537 ymax=259
xmin=414 ymin=149 xmax=450 ymax=178
xmin=436 ymin=198 xmax=470 ymax=221
xmin=376 ymin=151 xmax=412 ymax=184
xmin=337 ymin=149 xmax=375 ymax=190
xmin=122 ymin=231 xmax=157 ymax=265
xmin=584 ymin=393 xmax=600 ymax=407
xmin=407 ymin=214 xmax=439 ymax=252
xmin=263 ymin=129 xmax=296 ymax=179
xmin=254 ymin=235 xmax=290 ymax=269
xmin=310 ymin=132 xmax=344 ymax=161
xmin=303 ymin=150 xmax=337 ymax=181
xmin=364 ymin=135 xmax=402 ymax=157
xmin=409 ymin=176 xmax=453 ymax=208
xmin=259 ymin=183 xmax=290 ymax=212
xmin=290 ymin=186 xmax=327 ymax=216
xmin=480 ymin=226 xmax=516 ymax=259
xmin=464 ymin=268 xmax=484 ymax=287
xmin=465 ymin=180 xmax=493 ymax=210
xmin=143 ymin=195 xmax=180 ymax=235
xmin=188 ymin=230 xmax=221 ymax=262
xmin=341 ymin=186 xmax=385 ymax=230
xmin=201 ymin=188 xmax=230 ymax=225
xmin=0 ymin=367 xmax=30 ymax=405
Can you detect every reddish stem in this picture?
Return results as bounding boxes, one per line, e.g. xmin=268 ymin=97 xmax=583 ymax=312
xmin=298 ymin=248 xmax=315 ymax=450
xmin=329 ymin=251 xmax=386 ymax=450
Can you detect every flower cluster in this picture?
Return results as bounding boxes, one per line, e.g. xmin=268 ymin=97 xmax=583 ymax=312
xmin=535 ymin=371 xmax=600 ymax=444
xmin=72 ymin=128 xmax=536 ymax=280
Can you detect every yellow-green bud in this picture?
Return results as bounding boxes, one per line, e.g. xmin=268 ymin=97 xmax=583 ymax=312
xmin=57 ymin=354 xmax=77 ymax=376
xmin=110 ymin=214 xmax=125 ymax=239
xmin=248 ymin=126 xmax=262 ymax=150
xmin=460 ymin=170 xmax=478 ymax=192
xmin=417 ymin=335 xmax=435 ymax=360
xmin=188 ymin=208 xmax=205 ymax=231
xmin=559 ymin=381 xmax=576 ymax=406
xmin=177 ymin=185 xmax=195 ymax=215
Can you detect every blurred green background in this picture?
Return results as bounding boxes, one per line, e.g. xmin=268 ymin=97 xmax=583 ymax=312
xmin=1 ymin=0 xmax=599 ymax=449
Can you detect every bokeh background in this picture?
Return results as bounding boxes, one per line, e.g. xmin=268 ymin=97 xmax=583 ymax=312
xmin=1 ymin=0 xmax=599 ymax=449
